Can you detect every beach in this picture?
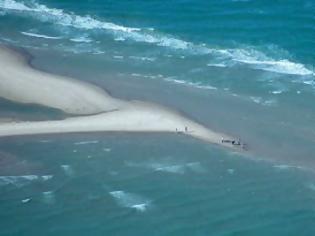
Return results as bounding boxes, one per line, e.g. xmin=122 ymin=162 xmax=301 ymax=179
xmin=1 ymin=0 xmax=315 ymax=235
xmin=0 ymin=46 xmax=241 ymax=150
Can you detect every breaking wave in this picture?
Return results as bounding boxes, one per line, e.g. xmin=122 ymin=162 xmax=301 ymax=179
xmin=0 ymin=0 xmax=313 ymax=76
xmin=109 ymin=190 xmax=151 ymax=212
xmin=21 ymin=31 xmax=62 ymax=39
xmin=0 ymin=175 xmax=53 ymax=187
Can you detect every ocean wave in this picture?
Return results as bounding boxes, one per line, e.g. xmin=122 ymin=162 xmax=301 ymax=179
xmin=207 ymin=63 xmax=228 ymax=68
xmin=273 ymin=164 xmax=303 ymax=170
xmin=125 ymin=160 xmax=205 ymax=174
xmin=21 ymin=31 xmax=62 ymax=39
xmin=230 ymin=50 xmax=314 ymax=76
xmin=0 ymin=0 xmax=140 ymax=32
xmin=0 ymin=175 xmax=53 ymax=187
xmin=1 ymin=0 xmax=313 ymax=76
xmin=70 ymin=36 xmax=93 ymax=43
xmin=249 ymin=96 xmax=277 ymax=106
xmin=129 ymin=56 xmax=156 ymax=62
xmin=163 ymin=77 xmax=218 ymax=90
xmin=74 ymin=140 xmax=99 ymax=145
xmin=109 ymin=190 xmax=151 ymax=212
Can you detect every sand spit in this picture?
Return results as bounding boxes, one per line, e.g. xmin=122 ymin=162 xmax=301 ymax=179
xmin=0 ymin=46 xmax=243 ymax=150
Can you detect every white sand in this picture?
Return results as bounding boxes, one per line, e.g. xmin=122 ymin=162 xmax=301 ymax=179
xmin=0 ymin=46 xmax=243 ymax=150
xmin=0 ymin=46 xmax=125 ymax=115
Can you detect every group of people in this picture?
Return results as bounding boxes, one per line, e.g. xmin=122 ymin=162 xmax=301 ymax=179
xmin=175 ymin=126 xmax=189 ymax=134
xmin=222 ymin=138 xmax=247 ymax=149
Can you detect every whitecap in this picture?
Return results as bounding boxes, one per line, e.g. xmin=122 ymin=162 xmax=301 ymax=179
xmin=70 ymin=36 xmax=93 ymax=43
xmin=2 ymin=0 xmax=313 ymax=77
xmin=21 ymin=31 xmax=62 ymax=39
xmin=114 ymin=37 xmax=126 ymax=41
xmin=271 ymin=90 xmax=284 ymax=94
xmin=113 ymin=55 xmax=124 ymax=59
xmin=0 ymin=175 xmax=51 ymax=187
xmin=0 ymin=0 xmax=140 ymax=34
xmin=109 ymin=190 xmax=151 ymax=212
xmin=153 ymin=164 xmax=186 ymax=174
xmin=74 ymin=140 xmax=99 ymax=145
xmin=21 ymin=198 xmax=32 ymax=203
xmin=129 ymin=56 xmax=156 ymax=62
xmin=41 ymin=175 xmax=53 ymax=181
xmin=207 ymin=63 xmax=227 ymax=68
xmin=163 ymin=77 xmax=217 ymax=90
xmin=77 ymin=140 xmax=97 ymax=146
xmin=126 ymin=161 xmax=205 ymax=174
xmin=273 ymin=164 xmax=302 ymax=170
xmin=229 ymin=49 xmax=314 ymax=76
xmin=103 ymin=148 xmax=111 ymax=152
xmin=249 ymin=96 xmax=276 ymax=106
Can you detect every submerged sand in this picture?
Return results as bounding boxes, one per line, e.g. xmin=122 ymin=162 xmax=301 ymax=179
xmin=0 ymin=46 xmax=243 ymax=150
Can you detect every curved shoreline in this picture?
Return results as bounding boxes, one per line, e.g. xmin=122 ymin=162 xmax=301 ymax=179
xmin=0 ymin=45 xmax=244 ymax=150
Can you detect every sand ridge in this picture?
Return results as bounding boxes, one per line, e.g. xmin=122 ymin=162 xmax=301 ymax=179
xmin=0 ymin=46 xmax=244 ymax=150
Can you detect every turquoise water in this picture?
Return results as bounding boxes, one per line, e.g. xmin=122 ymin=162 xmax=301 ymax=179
xmin=1 ymin=0 xmax=315 ymax=235
xmin=1 ymin=134 xmax=315 ymax=235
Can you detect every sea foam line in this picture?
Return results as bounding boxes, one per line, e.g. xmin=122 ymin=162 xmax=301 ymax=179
xmin=1 ymin=0 xmax=314 ymax=76
xmin=21 ymin=31 xmax=62 ymax=39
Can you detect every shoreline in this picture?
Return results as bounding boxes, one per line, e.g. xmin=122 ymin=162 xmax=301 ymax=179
xmin=0 ymin=45 xmax=245 ymax=150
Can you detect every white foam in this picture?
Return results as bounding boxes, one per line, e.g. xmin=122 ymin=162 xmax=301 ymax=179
xmin=249 ymin=96 xmax=277 ymax=106
xmin=70 ymin=36 xmax=93 ymax=43
xmin=0 ymin=175 xmax=38 ymax=187
xmin=0 ymin=175 xmax=51 ymax=187
xmin=0 ymin=0 xmax=140 ymax=32
xmin=271 ymin=90 xmax=284 ymax=94
xmin=41 ymin=175 xmax=53 ymax=181
xmin=2 ymin=0 xmax=313 ymax=77
xmin=229 ymin=49 xmax=314 ymax=76
xmin=129 ymin=56 xmax=156 ymax=62
xmin=109 ymin=190 xmax=150 ymax=212
xmin=113 ymin=55 xmax=124 ymax=59
xmin=126 ymin=161 xmax=204 ymax=174
xmin=21 ymin=198 xmax=32 ymax=203
xmin=74 ymin=140 xmax=99 ymax=145
xmin=114 ymin=37 xmax=126 ymax=41
xmin=273 ymin=164 xmax=302 ymax=170
xmin=163 ymin=77 xmax=217 ymax=90
xmin=153 ymin=164 xmax=186 ymax=174
xmin=21 ymin=31 xmax=62 ymax=39
xmin=207 ymin=63 xmax=227 ymax=68
xmin=103 ymin=148 xmax=111 ymax=152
